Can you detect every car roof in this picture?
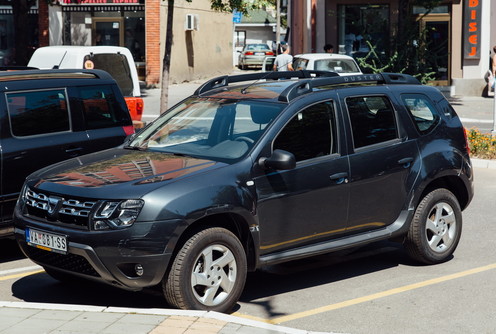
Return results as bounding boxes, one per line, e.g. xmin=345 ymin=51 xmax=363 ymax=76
xmin=195 ymin=71 xmax=421 ymax=103
xmin=294 ymin=53 xmax=356 ymax=61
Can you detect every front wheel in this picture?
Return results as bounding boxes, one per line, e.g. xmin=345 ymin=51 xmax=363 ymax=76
xmin=404 ymin=188 xmax=462 ymax=264
xmin=163 ymin=227 xmax=247 ymax=312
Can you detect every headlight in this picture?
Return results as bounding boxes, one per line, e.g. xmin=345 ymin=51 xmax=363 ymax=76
xmin=91 ymin=199 xmax=144 ymax=230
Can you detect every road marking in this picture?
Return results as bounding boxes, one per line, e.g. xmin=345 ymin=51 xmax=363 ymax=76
xmin=0 ymin=265 xmax=42 ymax=276
xmin=234 ymin=263 xmax=496 ymax=324
xmin=0 ymin=270 xmax=44 ymax=282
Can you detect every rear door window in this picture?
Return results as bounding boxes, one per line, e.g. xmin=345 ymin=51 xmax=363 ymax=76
xmin=345 ymin=95 xmax=398 ymax=149
xmin=6 ymin=89 xmax=70 ymax=137
xmin=78 ymin=85 xmax=130 ymax=129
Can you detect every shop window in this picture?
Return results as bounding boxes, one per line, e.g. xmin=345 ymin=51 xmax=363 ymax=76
xmin=337 ymin=5 xmax=389 ymax=58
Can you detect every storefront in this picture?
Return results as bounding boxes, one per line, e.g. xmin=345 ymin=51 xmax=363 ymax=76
xmin=0 ymin=0 xmax=39 ymax=66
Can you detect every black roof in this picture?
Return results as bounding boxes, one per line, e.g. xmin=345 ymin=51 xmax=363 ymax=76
xmin=196 ymin=71 xmax=421 ymax=103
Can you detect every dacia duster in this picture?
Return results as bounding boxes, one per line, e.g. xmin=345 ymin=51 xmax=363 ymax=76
xmin=14 ymin=71 xmax=473 ymax=313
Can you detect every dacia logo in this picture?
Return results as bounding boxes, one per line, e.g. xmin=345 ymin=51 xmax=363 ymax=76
xmin=47 ymin=196 xmax=63 ymax=219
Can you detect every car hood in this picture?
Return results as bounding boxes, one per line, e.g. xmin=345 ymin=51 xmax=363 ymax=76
xmin=28 ymin=148 xmax=227 ymax=198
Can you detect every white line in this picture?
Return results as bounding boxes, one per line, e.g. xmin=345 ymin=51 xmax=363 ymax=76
xmin=460 ymin=118 xmax=493 ymax=123
xmin=0 ymin=265 xmax=43 ymax=276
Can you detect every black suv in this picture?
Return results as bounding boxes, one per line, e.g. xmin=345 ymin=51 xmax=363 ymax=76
xmin=14 ymin=71 xmax=473 ymax=313
xmin=0 ymin=69 xmax=133 ymax=236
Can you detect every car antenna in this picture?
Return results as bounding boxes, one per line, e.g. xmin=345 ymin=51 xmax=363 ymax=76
xmin=53 ymin=51 xmax=68 ymax=70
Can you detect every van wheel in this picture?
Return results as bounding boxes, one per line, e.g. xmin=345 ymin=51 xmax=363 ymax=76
xmin=404 ymin=189 xmax=462 ymax=264
xmin=163 ymin=227 xmax=247 ymax=312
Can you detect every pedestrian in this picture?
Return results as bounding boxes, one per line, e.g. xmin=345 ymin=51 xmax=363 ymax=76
xmin=323 ymin=44 xmax=334 ymax=53
xmin=273 ymin=44 xmax=294 ymax=71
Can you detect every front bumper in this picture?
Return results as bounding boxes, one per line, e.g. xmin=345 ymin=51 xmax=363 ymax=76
xmin=14 ymin=212 xmax=179 ymax=291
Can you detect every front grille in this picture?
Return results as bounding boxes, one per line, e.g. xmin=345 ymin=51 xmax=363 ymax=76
xmin=24 ymin=246 xmax=100 ymax=277
xmin=24 ymin=189 xmax=97 ymax=229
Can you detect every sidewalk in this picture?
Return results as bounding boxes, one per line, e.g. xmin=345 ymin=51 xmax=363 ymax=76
xmin=0 ymin=301 xmax=332 ymax=334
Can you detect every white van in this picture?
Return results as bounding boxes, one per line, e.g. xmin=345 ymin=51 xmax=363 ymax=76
xmin=28 ymin=46 xmax=143 ymax=122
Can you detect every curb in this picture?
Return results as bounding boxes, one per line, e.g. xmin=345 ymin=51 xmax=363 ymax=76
xmin=0 ymin=301 xmax=333 ymax=334
xmin=471 ymin=158 xmax=496 ymax=169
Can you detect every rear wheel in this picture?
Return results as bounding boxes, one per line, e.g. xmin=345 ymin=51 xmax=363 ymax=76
xmin=404 ymin=188 xmax=462 ymax=264
xmin=163 ymin=227 xmax=247 ymax=312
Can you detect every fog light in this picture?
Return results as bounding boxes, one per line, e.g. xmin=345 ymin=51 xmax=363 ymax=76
xmin=135 ymin=264 xmax=144 ymax=276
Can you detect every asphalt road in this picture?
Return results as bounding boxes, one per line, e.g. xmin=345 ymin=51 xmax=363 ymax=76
xmin=0 ymin=166 xmax=494 ymax=334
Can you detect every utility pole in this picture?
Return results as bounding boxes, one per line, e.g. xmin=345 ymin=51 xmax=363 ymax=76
xmin=276 ymin=0 xmax=281 ymax=53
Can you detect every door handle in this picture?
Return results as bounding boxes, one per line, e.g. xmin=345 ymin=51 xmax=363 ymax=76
xmin=65 ymin=147 xmax=83 ymax=157
xmin=398 ymin=157 xmax=414 ymax=168
xmin=330 ymin=172 xmax=349 ymax=184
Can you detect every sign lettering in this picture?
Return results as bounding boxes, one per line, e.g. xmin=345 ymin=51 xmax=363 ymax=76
xmin=463 ymin=0 xmax=481 ymax=59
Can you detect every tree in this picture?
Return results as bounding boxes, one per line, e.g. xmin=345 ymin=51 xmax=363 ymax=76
xmin=11 ymin=0 xmax=38 ymax=65
xmin=160 ymin=0 xmax=252 ymax=112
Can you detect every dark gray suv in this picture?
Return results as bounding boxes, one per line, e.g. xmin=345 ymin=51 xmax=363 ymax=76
xmin=14 ymin=71 xmax=473 ymax=313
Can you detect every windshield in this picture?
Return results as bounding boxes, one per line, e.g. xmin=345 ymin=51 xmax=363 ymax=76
xmin=129 ymin=97 xmax=285 ymax=162
xmin=314 ymin=58 xmax=360 ymax=73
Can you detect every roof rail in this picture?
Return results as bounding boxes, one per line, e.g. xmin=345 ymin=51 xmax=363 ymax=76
xmin=194 ymin=70 xmax=339 ymax=95
xmin=278 ymin=72 xmax=421 ymax=102
xmin=0 ymin=68 xmax=114 ymax=81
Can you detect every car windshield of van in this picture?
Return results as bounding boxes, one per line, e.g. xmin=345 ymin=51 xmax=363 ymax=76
xmin=128 ymin=97 xmax=285 ymax=162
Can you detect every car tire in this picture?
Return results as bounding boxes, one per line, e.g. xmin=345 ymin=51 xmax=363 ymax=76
xmin=163 ymin=227 xmax=247 ymax=312
xmin=404 ymin=188 xmax=462 ymax=264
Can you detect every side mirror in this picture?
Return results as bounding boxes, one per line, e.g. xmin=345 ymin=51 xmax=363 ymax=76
xmin=259 ymin=149 xmax=296 ymax=170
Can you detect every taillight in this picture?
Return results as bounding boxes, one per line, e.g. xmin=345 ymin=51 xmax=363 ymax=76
xmin=463 ymin=127 xmax=471 ymax=156
xmin=245 ymin=51 xmax=254 ymax=55
xmin=123 ymin=125 xmax=135 ymax=136
xmin=266 ymin=51 xmax=274 ymax=55
xmin=136 ymin=98 xmax=144 ymax=116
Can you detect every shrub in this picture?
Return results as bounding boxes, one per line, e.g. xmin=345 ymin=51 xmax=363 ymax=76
xmin=467 ymin=128 xmax=496 ymax=160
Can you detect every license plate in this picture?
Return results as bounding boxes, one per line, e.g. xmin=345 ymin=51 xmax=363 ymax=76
xmin=255 ymin=52 xmax=265 ymax=56
xmin=26 ymin=228 xmax=67 ymax=254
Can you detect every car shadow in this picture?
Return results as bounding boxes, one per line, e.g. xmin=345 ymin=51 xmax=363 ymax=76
xmin=11 ymin=240 xmax=428 ymax=312
xmin=238 ymin=240 xmax=420 ymax=315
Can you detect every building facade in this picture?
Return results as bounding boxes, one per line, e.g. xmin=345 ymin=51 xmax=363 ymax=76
xmin=290 ymin=0 xmax=495 ymax=96
xmin=2 ymin=0 xmax=233 ymax=88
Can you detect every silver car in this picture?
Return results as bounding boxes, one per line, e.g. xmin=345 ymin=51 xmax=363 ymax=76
xmin=238 ymin=43 xmax=274 ymax=70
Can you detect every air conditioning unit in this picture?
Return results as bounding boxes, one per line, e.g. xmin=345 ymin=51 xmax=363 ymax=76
xmin=185 ymin=14 xmax=199 ymax=31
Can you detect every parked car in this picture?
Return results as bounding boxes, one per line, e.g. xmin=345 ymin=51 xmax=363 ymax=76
xmin=0 ymin=69 xmax=134 ymax=237
xmin=238 ymin=43 xmax=274 ymax=70
xmin=14 ymin=71 xmax=473 ymax=313
xmin=292 ymin=53 xmax=363 ymax=75
xmin=28 ymin=46 xmax=144 ymax=124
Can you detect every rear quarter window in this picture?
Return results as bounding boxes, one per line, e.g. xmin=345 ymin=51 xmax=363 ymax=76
xmin=401 ymin=94 xmax=440 ymax=134
xmin=79 ymin=85 xmax=131 ymax=129
xmin=6 ymin=89 xmax=70 ymax=137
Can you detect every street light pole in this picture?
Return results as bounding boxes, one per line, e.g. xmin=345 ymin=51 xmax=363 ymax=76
xmin=276 ymin=0 xmax=281 ymax=53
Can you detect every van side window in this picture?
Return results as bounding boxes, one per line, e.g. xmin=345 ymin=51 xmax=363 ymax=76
xmin=79 ymin=85 xmax=127 ymax=129
xmin=345 ymin=96 xmax=398 ymax=148
xmin=7 ymin=89 xmax=70 ymax=137
xmin=274 ymin=101 xmax=337 ymax=162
